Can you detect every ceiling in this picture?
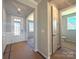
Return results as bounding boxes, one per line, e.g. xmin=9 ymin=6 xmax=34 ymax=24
xmin=3 ymin=0 xmax=34 ymax=17
xmin=3 ymin=0 xmax=76 ymax=17
xmin=61 ymin=6 xmax=76 ymax=16
xmin=50 ymin=0 xmax=76 ymax=10
xmin=34 ymin=0 xmax=41 ymax=3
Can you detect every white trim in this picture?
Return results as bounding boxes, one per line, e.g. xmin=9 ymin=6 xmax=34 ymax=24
xmin=38 ymin=50 xmax=51 ymax=59
xmin=46 ymin=56 xmax=51 ymax=59
xmin=38 ymin=50 xmax=47 ymax=58
xmin=33 ymin=49 xmax=50 ymax=59
xmin=47 ymin=3 xmax=53 ymax=57
xmin=34 ymin=7 xmax=38 ymax=53
xmin=34 ymin=48 xmax=38 ymax=52
xmin=26 ymin=17 xmax=28 ymax=41
xmin=48 ymin=2 xmax=51 ymax=56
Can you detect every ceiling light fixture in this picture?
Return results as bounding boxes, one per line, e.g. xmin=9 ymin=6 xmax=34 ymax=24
xmin=17 ymin=8 xmax=21 ymax=12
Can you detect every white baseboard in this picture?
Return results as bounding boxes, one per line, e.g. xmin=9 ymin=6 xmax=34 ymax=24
xmin=37 ymin=50 xmax=51 ymax=59
xmin=46 ymin=56 xmax=51 ymax=59
xmin=38 ymin=50 xmax=47 ymax=58
xmin=34 ymin=48 xmax=38 ymax=52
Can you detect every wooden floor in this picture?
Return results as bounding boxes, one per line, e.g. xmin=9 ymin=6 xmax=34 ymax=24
xmin=3 ymin=41 xmax=76 ymax=59
xmin=3 ymin=41 xmax=44 ymax=59
xmin=61 ymin=40 xmax=76 ymax=50
xmin=50 ymin=48 xmax=76 ymax=59
xmin=51 ymin=40 xmax=76 ymax=59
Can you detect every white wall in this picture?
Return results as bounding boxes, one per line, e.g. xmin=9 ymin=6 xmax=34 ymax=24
xmin=61 ymin=13 xmax=76 ymax=42
xmin=2 ymin=8 xmax=27 ymax=53
xmin=37 ymin=0 xmax=49 ymax=58
xmin=2 ymin=8 xmax=7 ymax=53
xmin=60 ymin=6 xmax=76 ymax=43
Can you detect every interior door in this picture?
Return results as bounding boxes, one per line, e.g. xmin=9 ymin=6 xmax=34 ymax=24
xmin=51 ymin=5 xmax=60 ymax=53
xmin=53 ymin=19 xmax=59 ymax=53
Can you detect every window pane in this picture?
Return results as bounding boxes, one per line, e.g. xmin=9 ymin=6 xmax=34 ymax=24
xmin=29 ymin=22 xmax=34 ymax=32
xmin=14 ymin=19 xmax=21 ymax=22
xmin=14 ymin=22 xmax=20 ymax=35
xmin=67 ymin=16 xmax=76 ymax=30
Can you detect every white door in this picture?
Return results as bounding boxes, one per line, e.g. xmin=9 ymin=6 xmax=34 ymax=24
xmin=51 ymin=5 xmax=60 ymax=53
xmin=53 ymin=20 xmax=59 ymax=53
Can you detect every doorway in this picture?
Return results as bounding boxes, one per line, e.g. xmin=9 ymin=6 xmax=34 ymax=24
xmin=60 ymin=10 xmax=76 ymax=54
xmin=50 ymin=4 xmax=76 ymax=59
xmin=26 ymin=12 xmax=35 ymax=49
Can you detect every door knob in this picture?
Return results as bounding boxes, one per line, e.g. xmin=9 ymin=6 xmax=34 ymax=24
xmin=53 ymin=34 xmax=56 ymax=36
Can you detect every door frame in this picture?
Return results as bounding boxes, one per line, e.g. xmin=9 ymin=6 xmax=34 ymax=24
xmin=51 ymin=6 xmax=53 ymax=54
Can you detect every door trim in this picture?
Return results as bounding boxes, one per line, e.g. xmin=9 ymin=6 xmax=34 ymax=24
xmin=51 ymin=5 xmax=53 ymax=54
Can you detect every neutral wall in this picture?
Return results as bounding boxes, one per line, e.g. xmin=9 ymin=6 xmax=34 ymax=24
xmin=61 ymin=13 xmax=76 ymax=42
xmin=37 ymin=0 xmax=48 ymax=58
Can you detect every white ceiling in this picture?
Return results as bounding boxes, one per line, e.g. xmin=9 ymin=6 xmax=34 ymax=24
xmin=4 ymin=0 xmax=34 ymax=17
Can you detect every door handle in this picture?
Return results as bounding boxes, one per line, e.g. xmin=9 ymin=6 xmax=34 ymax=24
xmin=52 ymin=34 xmax=56 ymax=36
xmin=53 ymin=34 xmax=56 ymax=36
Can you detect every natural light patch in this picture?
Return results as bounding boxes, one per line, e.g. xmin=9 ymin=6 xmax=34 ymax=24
xmin=67 ymin=16 xmax=76 ymax=30
xmin=61 ymin=6 xmax=76 ymax=16
xmin=29 ymin=22 xmax=34 ymax=32
xmin=27 ymin=12 xmax=34 ymax=21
